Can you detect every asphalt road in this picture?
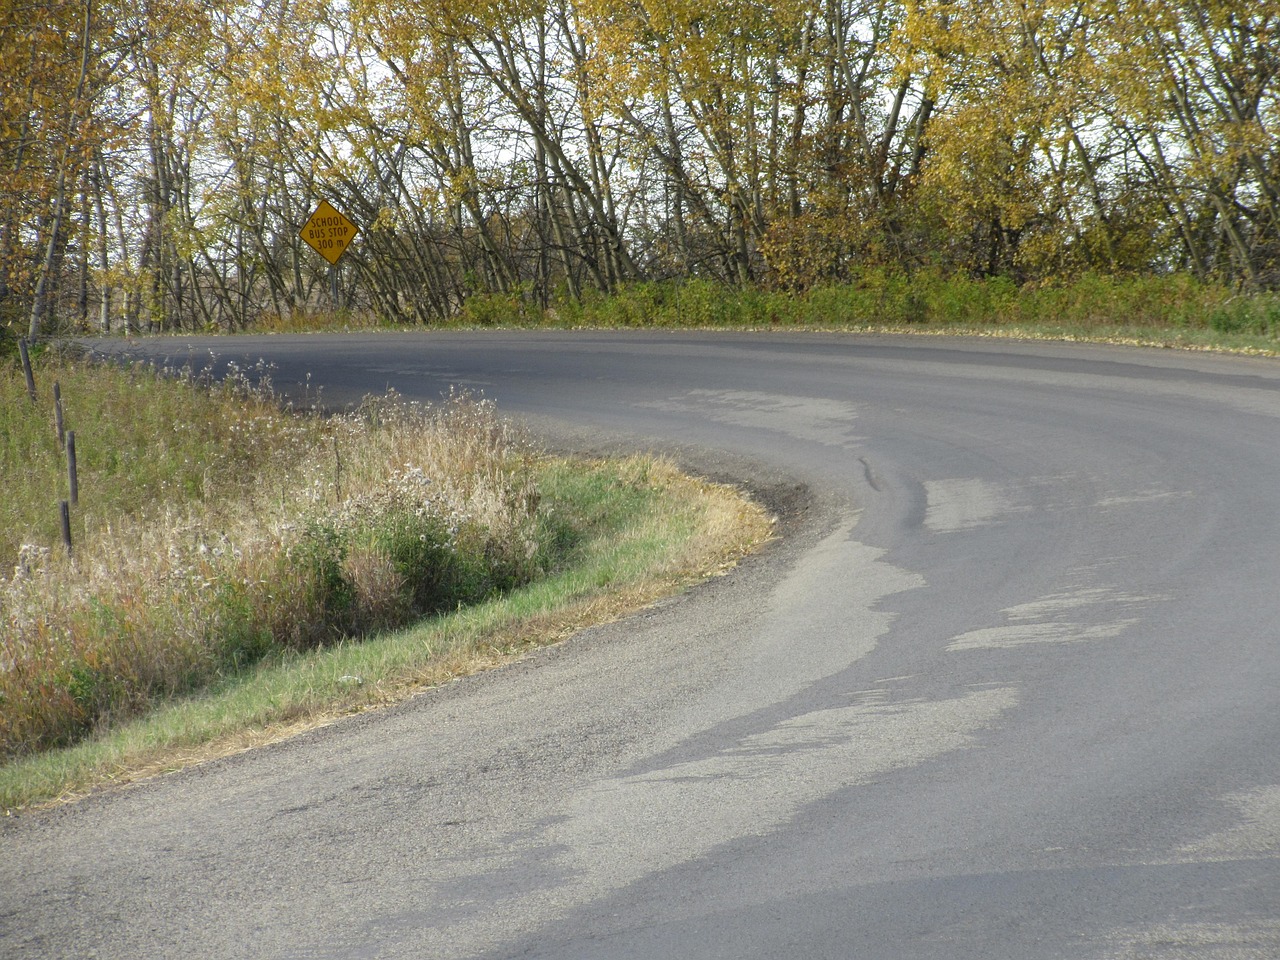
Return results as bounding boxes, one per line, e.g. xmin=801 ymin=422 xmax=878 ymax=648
xmin=5 ymin=331 xmax=1280 ymax=959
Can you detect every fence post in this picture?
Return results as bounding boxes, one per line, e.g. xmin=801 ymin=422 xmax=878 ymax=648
xmin=54 ymin=381 xmax=65 ymax=448
xmin=60 ymin=500 xmax=72 ymax=554
xmin=67 ymin=430 xmax=79 ymax=506
xmin=19 ymin=338 xmax=37 ymax=402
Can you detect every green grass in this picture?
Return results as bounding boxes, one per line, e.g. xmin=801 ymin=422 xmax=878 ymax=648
xmin=242 ymin=272 xmax=1280 ymax=355
xmin=0 ymin=350 xmax=303 ymax=562
xmin=540 ymin=272 xmax=1280 ymax=352
xmin=0 ymin=355 xmax=771 ymax=811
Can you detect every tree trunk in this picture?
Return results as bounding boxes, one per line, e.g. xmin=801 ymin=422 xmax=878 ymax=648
xmin=29 ymin=0 xmax=93 ymax=340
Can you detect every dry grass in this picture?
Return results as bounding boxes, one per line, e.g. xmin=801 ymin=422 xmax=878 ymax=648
xmin=1 ymin=357 xmax=551 ymax=761
xmin=1 ymin=456 xmax=773 ymax=812
xmin=1 ymin=354 xmax=774 ymax=811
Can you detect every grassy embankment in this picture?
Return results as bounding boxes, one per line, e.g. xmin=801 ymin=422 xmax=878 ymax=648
xmin=256 ymin=272 xmax=1280 ymax=355
xmin=0 ymin=351 xmax=771 ymax=812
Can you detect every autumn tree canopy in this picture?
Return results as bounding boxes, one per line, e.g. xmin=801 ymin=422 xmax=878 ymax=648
xmin=2 ymin=0 xmax=1276 ymax=334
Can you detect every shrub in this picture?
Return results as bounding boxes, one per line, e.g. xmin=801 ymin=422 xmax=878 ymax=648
xmin=1208 ymin=296 xmax=1280 ymax=336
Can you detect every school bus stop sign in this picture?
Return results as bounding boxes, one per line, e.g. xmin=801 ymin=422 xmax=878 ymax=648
xmin=301 ymin=200 xmax=358 ymax=265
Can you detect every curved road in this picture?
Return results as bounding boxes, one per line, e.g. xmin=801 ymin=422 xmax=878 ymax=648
xmin=5 ymin=332 xmax=1280 ymax=958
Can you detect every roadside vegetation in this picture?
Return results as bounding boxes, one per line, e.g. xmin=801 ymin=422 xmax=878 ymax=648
xmin=235 ymin=273 xmax=1280 ymax=356
xmin=456 ymin=273 xmax=1280 ymax=354
xmin=0 ymin=350 xmax=772 ymax=811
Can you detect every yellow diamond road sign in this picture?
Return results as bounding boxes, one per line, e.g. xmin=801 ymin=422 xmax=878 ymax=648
xmin=301 ymin=200 xmax=358 ymax=265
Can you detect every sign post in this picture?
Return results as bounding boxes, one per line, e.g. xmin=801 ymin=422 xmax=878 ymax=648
xmin=300 ymin=200 xmax=359 ymax=310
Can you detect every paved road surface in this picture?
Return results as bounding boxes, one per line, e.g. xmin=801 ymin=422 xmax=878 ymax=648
xmin=4 ymin=332 xmax=1280 ymax=958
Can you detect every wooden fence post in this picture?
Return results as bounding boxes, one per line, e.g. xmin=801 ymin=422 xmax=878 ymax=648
xmin=54 ymin=381 xmax=65 ymax=448
xmin=19 ymin=338 xmax=37 ymax=402
xmin=67 ymin=430 xmax=79 ymax=506
xmin=60 ymin=500 xmax=72 ymax=554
